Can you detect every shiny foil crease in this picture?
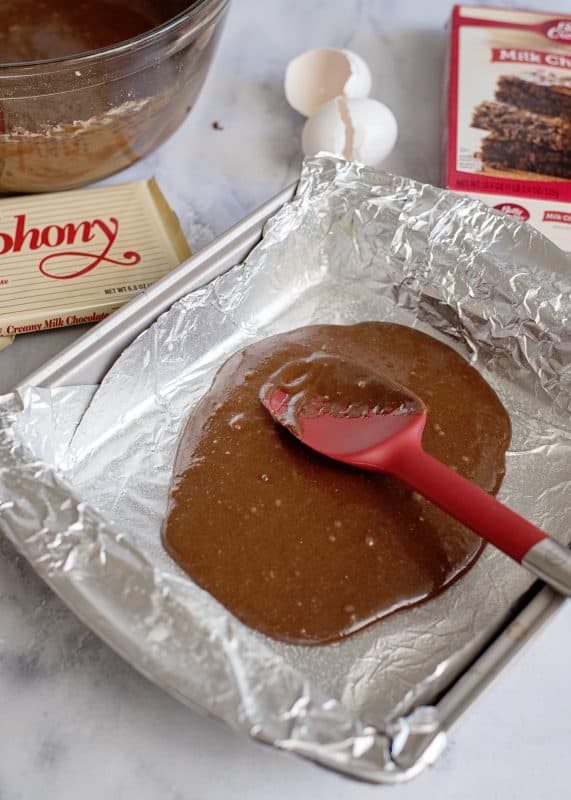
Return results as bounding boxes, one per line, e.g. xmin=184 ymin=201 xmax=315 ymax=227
xmin=1 ymin=156 xmax=570 ymax=783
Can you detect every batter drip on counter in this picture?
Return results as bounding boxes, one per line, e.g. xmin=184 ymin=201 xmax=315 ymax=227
xmin=162 ymin=323 xmax=511 ymax=645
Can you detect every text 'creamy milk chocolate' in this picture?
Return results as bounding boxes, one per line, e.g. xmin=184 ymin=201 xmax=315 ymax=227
xmin=0 ymin=179 xmax=190 ymax=337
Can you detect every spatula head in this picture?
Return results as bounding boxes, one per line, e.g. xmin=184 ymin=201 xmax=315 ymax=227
xmin=260 ymin=353 xmax=426 ymax=463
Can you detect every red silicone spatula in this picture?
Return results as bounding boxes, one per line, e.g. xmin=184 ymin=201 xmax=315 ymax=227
xmin=260 ymin=353 xmax=571 ymax=596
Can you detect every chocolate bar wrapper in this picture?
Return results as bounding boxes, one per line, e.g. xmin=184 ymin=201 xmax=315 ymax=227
xmin=0 ymin=179 xmax=191 ymax=337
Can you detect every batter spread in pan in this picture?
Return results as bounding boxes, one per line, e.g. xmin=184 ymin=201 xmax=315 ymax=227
xmin=162 ymin=323 xmax=511 ymax=645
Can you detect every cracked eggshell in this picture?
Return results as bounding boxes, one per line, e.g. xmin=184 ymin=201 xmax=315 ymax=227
xmin=285 ymin=48 xmax=372 ymax=117
xmin=302 ymin=96 xmax=398 ymax=168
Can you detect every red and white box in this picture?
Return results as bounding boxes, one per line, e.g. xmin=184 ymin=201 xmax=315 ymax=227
xmin=444 ymin=5 xmax=571 ymax=251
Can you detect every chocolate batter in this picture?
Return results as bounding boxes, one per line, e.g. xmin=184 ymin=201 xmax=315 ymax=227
xmin=163 ymin=323 xmax=511 ymax=645
xmin=0 ymin=1 xmax=181 ymax=63
xmin=0 ymin=1 xmax=220 ymax=192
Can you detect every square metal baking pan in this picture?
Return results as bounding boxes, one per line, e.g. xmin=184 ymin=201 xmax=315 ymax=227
xmin=17 ymin=182 xmax=566 ymax=772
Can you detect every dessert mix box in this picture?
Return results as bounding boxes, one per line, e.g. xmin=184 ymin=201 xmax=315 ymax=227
xmin=444 ymin=5 xmax=571 ymax=250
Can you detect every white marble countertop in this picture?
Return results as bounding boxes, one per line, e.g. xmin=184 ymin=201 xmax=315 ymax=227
xmin=1 ymin=1 xmax=570 ymax=797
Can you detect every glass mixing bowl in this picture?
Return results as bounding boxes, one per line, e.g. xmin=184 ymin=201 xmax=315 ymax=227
xmin=0 ymin=0 xmax=229 ymax=193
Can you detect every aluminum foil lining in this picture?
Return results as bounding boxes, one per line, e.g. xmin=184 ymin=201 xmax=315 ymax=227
xmin=1 ymin=156 xmax=570 ymax=783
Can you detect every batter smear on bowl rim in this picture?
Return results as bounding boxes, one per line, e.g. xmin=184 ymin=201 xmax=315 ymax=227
xmin=162 ymin=323 xmax=511 ymax=645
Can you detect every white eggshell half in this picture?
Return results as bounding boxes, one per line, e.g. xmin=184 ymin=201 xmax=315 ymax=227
xmin=285 ymin=48 xmax=372 ymax=117
xmin=302 ymin=97 xmax=398 ymax=168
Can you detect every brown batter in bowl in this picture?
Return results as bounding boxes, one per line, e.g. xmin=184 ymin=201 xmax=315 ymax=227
xmin=0 ymin=0 xmax=229 ymax=192
xmin=162 ymin=323 xmax=512 ymax=646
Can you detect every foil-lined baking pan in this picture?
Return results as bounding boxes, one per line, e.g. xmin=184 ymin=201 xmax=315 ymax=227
xmin=0 ymin=157 xmax=569 ymax=783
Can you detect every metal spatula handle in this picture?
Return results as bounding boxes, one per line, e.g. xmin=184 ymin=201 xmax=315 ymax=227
xmin=523 ymin=539 xmax=571 ymax=596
